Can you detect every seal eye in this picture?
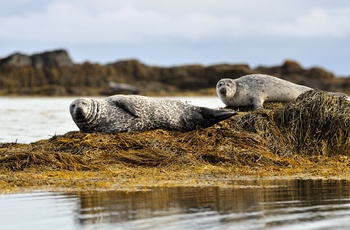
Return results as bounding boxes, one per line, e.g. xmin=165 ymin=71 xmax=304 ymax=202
xmin=70 ymin=104 xmax=76 ymax=109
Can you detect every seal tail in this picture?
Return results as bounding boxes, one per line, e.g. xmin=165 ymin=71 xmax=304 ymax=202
xmin=199 ymin=107 xmax=237 ymax=128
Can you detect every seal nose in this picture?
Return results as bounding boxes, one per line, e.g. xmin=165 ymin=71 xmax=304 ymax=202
xmin=219 ymin=88 xmax=227 ymax=95
xmin=75 ymin=107 xmax=85 ymax=120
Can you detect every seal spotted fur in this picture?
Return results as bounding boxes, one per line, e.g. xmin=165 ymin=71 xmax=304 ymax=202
xmin=70 ymin=95 xmax=237 ymax=133
xmin=216 ymin=74 xmax=312 ymax=110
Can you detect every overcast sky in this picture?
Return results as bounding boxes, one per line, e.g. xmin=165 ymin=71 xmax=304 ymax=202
xmin=1 ymin=0 xmax=350 ymax=76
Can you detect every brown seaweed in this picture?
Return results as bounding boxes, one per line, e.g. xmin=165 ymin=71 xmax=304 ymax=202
xmin=0 ymin=90 xmax=349 ymax=192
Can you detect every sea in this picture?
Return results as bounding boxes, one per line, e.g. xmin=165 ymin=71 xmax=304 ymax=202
xmin=1 ymin=96 xmax=350 ymax=230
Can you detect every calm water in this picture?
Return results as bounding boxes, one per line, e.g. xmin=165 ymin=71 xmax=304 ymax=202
xmin=1 ymin=180 xmax=350 ymax=230
xmin=1 ymin=97 xmax=350 ymax=229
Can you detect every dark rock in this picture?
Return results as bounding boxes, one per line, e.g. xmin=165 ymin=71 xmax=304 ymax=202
xmin=18 ymin=85 xmax=67 ymax=96
xmin=31 ymin=49 xmax=73 ymax=68
xmin=255 ymin=59 xmax=303 ymax=76
xmin=0 ymin=53 xmax=32 ymax=67
xmin=204 ymin=64 xmax=253 ymax=79
xmin=0 ymin=49 xmax=73 ymax=69
xmin=281 ymin=60 xmax=303 ymax=75
xmin=0 ymin=50 xmax=348 ymax=96
xmin=305 ymin=67 xmax=334 ymax=80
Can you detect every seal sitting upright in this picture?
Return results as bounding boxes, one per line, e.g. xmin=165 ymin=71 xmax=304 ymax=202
xmin=216 ymin=74 xmax=312 ymax=110
xmin=70 ymin=95 xmax=237 ymax=133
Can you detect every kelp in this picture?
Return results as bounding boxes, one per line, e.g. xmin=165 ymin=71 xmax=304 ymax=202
xmin=1 ymin=90 xmax=349 ymax=171
xmin=0 ymin=127 xmax=283 ymax=171
xmin=274 ymin=90 xmax=350 ymax=156
xmin=0 ymin=90 xmax=350 ymax=192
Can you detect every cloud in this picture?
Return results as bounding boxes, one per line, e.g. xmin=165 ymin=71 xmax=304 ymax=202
xmin=0 ymin=0 xmax=350 ymax=44
xmin=266 ymin=7 xmax=350 ymax=38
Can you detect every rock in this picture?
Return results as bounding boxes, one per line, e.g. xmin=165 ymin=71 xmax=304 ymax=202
xmin=18 ymin=85 xmax=67 ymax=96
xmin=255 ymin=59 xmax=303 ymax=77
xmin=0 ymin=53 xmax=32 ymax=67
xmin=305 ymin=67 xmax=335 ymax=80
xmin=31 ymin=49 xmax=73 ymax=68
xmin=107 ymin=82 xmax=140 ymax=94
xmin=281 ymin=60 xmax=303 ymax=75
xmin=0 ymin=49 xmax=73 ymax=68
xmin=0 ymin=50 xmax=348 ymax=96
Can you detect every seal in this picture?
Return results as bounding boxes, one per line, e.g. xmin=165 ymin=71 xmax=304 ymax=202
xmin=216 ymin=74 xmax=313 ymax=110
xmin=69 ymin=95 xmax=237 ymax=133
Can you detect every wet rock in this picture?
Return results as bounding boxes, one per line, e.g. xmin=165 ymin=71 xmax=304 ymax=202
xmin=106 ymin=82 xmax=140 ymax=94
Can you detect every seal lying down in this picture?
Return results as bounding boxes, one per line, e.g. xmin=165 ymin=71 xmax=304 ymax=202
xmin=217 ymin=74 xmax=311 ymax=110
xmin=217 ymin=74 xmax=348 ymax=110
xmin=70 ymin=95 xmax=237 ymax=133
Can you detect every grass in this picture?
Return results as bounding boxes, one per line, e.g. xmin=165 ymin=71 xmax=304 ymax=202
xmin=1 ymin=90 xmax=350 ymax=193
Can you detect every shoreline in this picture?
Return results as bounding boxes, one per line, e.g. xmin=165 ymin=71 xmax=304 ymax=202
xmin=1 ymin=90 xmax=350 ymax=194
xmin=1 ymin=157 xmax=349 ymax=194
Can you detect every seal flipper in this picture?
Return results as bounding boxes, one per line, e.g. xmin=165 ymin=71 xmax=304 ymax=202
xmin=111 ymin=98 xmax=139 ymax=117
xmin=199 ymin=107 xmax=237 ymax=128
xmin=251 ymin=97 xmax=264 ymax=110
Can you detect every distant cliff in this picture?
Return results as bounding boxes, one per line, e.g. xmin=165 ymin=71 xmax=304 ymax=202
xmin=0 ymin=49 xmax=73 ymax=68
xmin=0 ymin=49 xmax=349 ymax=96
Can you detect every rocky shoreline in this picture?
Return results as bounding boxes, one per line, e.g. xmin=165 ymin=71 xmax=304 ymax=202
xmin=1 ymin=49 xmax=349 ymax=96
xmin=1 ymin=90 xmax=349 ymax=193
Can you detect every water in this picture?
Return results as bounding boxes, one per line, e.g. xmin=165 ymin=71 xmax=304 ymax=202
xmin=0 ymin=97 xmax=78 ymax=143
xmin=1 ymin=180 xmax=350 ymax=230
xmin=1 ymin=97 xmax=350 ymax=229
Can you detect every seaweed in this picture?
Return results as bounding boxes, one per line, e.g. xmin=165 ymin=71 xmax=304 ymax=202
xmin=1 ymin=90 xmax=350 ymax=192
xmin=274 ymin=90 xmax=350 ymax=156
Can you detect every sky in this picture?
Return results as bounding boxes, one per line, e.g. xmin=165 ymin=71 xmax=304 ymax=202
xmin=1 ymin=0 xmax=350 ymax=76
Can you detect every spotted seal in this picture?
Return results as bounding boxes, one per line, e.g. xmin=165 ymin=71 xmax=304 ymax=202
xmin=69 ymin=95 xmax=237 ymax=133
xmin=216 ymin=74 xmax=313 ymax=110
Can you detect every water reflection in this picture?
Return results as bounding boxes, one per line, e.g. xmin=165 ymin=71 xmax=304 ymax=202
xmin=1 ymin=179 xmax=350 ymax=230
xmin=71 ymin=179 xmax=350 ymax=229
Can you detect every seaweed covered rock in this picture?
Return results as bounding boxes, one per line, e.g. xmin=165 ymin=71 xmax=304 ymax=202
xmin=0 ymin=127 xmax=287 ymax=171
xmin=232 ymin=90 xmax=350 ymax=156
xmin=231 ymin=110 xmax=292 ymax=156
xmin=0 ymin=90 xmax=349 ymax=174
xmin=2 ymin=91 xmax=350 ymax=192
xmin=274 ymin=90 xmax=350 ymax=156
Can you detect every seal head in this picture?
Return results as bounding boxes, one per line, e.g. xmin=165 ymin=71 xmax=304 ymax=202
xmin=217 ymin=78 xmax=236 ymax=98
xmin=70 ymin=98 xmax=100 ymax=132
